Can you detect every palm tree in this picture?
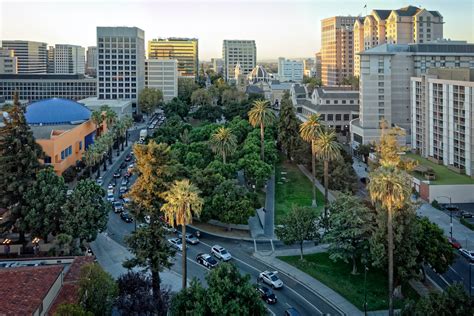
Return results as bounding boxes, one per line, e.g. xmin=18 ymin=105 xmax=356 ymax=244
xmin=102 ymin=105 xmax=117 ymax=130
xmin=123 ymin=115 xmax=134 ymax=148
xmin=299 ymin=114 xmax=321 ymax=207
xmin=368 ymin=166 xmax=410 ymax=316
xmin=209 ymin=127 xmax=237 ymax=164
xmin=248 ymin=100 xmax=275 ymax=161
xmin=84 ymin=147 xmax=96 ymax=178
xmin=161 ymin=179 xmax=203 ymax=289
xmin=91 ymin=110 xmax=103 ymax=137
xmin=313 ymin=128 xmax=341 ymax=222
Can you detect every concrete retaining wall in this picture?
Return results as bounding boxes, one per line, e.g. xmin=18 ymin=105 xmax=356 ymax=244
xmin=207 ymin=219 xmax=250 ymax=231
xmin=428 ymin=184 xmax=474 ymax=203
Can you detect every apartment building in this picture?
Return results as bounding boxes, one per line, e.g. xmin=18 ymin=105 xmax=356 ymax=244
xmin=86 ymin=46 xmax=98 ymax=77
xmin=145 ymin=59 xmax=178 ymax=102
xmin=1 ymin=40 xmax=47 ymax=73
xmin=354 ymin=6 xmax=443 ymax=77
xmin=148 ymin=38 xmax=198 ymax=77
xmin=411 ymin=69 xmax=474 ymax=176
xmin=278 ymin=58 xmax=303 ymax=82
xmin=54 ymin=44 xmax=86 ymax=74
xmin=0 ymin=74 xmax=96 ymax=101
xmin=222 ymin=40 xmax=256 ymax=82
xmin=351 ymin=41 xmax=474 ymax=146
xmin=321 ymin=16 xmax=357 ymax=86
xmin=0 ymin=49 xmax=18 ymax=74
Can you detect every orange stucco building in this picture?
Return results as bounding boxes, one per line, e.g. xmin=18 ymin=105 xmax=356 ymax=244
xmin=25 ymin=98 xmax=99 ymax=175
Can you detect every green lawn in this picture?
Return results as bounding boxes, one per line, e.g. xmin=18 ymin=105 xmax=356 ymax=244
xmin=404 ymin=153 xmax=474 ymax=185
xmin=278 ymin=252 xmax=419 ymax=311
xmin=274 ymin=158 xmax=324 ymax=224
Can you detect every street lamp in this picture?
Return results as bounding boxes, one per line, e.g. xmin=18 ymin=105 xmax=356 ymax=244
xmin=436 ymin=195 xmax=453 ymax=239
xmin=364 ymin=264 xmax=369 ymax=316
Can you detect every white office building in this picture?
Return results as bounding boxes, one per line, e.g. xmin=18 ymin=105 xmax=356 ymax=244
xmin=145 ymin=59 xmax=178 ymax=102
xmin=1 ymin=40 xmax=47 ymax=74
xmin=211 ymin=58 xmax=223 ymax=74
xmin=96 ymin=26 xmax=145 ymax=113
xmin=222 ymin=40 xmax=256 ymax=82
xmin=0 ymin=49 xmax=18 ymax=74
xmin=86 ymin=46 xmax=97 ymax=77
xmin=351 ymin=41 xmax=474 ymax=146
xmin=278 ymin=58 xmax=304 ymax=82
xmin=54 ymin=44 xmax=85 ymax=74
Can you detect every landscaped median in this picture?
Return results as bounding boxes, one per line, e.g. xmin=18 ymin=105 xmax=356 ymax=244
xmin=278 ymin=252 xmax=419 ymax=311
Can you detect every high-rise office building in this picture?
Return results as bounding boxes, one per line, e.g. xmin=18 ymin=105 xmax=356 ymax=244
xmin=145 ymin=59 xmax=178 ymax=102
xmin=411 ymin=69 xmax=474 ymax=176
xmin=211 ymin=58 xmax=223 ymax=74
xmin=96 ymin=26 xmax=145 ymax=107
xmin=353 ymin=6 xmax=443 ymax=77
xmin=222 ymin=40 xmax=256 ymax=82
xmin=0 ymin=49 xmax=18 ymax=74
xmin=148 ymin=38 xmax=198 ymax=77
xmin=47 ymin=46 xmax=55 ymax=73
xmin=54 ymin=44 xmax=86 ymax=74
xmin=351 ymin=41 xmax=474 ymax=146
xmin=278 ymin=57 xmax=304 ymax=82
xmin=86 ymin=46 xmax=98 ymax=77
xmin=1 ymin=40 xmax=47 ymax=74
xmin=303 ymin=58 xmax=315 ymax=77
xmin=321 ymin=16 xmax=357 ymax=86
xmin=314 ymin=52 xmax=322 ymax=79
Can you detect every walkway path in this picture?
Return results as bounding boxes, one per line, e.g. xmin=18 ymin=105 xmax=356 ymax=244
xmin=297 ymin=164 xmax=336 ymax=202
xmin=264 ymin=174 xmax=275 ymax=238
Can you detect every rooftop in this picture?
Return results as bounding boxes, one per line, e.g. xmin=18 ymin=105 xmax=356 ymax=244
xmin=79 ymin=97 xmax=133 ymax=109
xmin=315 ymin=87 xmax=359 ymax=99
xmin=25 ymin=98 xmax=91 ymax=125
xmin=362 ymin=42 xmax=474 ymax=55
xmin=30 ymin=123 xmax=78 ymax=140
xmin=0 ymin=74 xmax=93 ymax=80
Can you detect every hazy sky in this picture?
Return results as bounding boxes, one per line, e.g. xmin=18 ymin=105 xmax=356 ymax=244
xmin=1 ymin=0 xmax=473 ymax=60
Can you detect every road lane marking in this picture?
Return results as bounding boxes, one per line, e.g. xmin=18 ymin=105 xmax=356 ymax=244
xmin=285 ymin=286 xmax=322 ymax=315
xmin=267 ymin=307 xmax=276 ymax=316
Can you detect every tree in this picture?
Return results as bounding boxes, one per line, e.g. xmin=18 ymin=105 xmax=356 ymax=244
xmin=313 ymin=128 xmax=341 ymax=223
xmin=54 ymin=303 xmax=93 ymax=316
xmin=402 ymin=283 xmax=473 ymax=316
xmin=116 ymin=271 xmax=170 ymax=316
xmin=161 ymin=179 xmax=203 ymax=289
xmin=24 ymin=167 xmax=67 ymax=242
xmin=324 ymin=194 xmax=374 ymax=274
xmin=356 ymin=143 xmax=373 ymax=163
xmin=78 ymin=263 xmax=117 ymax=315
xmin=248 ymin=99 xmax=275 ymax=161
xmin=101 ymin=104 xmax=117 ymax=130
xmin=170 ymin=263 xmax=266 ymax=316
xmin=238 ymin=153 xmax=272 ymax=190
xmin=368 ymin=127 xmax=412 ymax=316
xmin=299 ymin=113 xmax=321 ymax=207
xmin=191 ymin=88 xmax=212 ymax=107
xmin=277 ymin=93 xmax=300 ymax=160
xmin=275 ymin=206 xmax=321 ymax=260
xmin=0 ymin=92 xmax=43 ymax=241
xmin=164 ymin=97 xmax=190 ymax=120
xmin=63 ymin=179 xmax=109 ymax=243
xmin=178 ymin=77 xmax=199 ymax=103
xmin=209 ymin=127 xmax=237 ymax=164
xmin=90 ymin=109 xmax=103 ymax=137
xmin=221 ymin=88 xmax=247 ymax=106
xmin=139 ymin=87 xmax=163 ymax=115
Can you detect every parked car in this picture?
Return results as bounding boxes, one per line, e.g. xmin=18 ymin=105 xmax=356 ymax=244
xmin=443 ymin=204 xmax=459 ymax=212
xmin=258 ymin=271 xmax=283 ymax=289
xmin=96 ymin=177 xmax=103 ymax=185
xmin=122 ymin=197 xmax=131 ymax=204
xmin=120 ymin=212 xmax=133 ymax=223
xmin=176 ymin=232 xmax=199 ymax=245
xmin=106 ymin=192 xmax=114 ymax=202
xmin=459 ymin=249 xmax=474 ymax=262
xmin=168 ymin=238 xmax=185 ymax=251
xmin=119 ymin=162 xmax=127 ymax=170
xmin=119 ymin=186 xmax=128 ymax=194
xmin=211 ymin=245 xmax=232 ymax=261
xmin=284 ymin=307 xmax=301 ymax=316
xmin=121 ymin=178 xmax=129 ymax=186
xmin=256 ymin=286 xmax=277 ymax=304
xmin=448 ymin=237 xmax=462 ymax=249
xmin=196 ymin=253 xmax=218 ymax=269
xmin=125 ymin=155 xmax=132 ymax=162
xmin=113 ymin=201 xmax=124 ymax=213
xmin=113 ymin=171 xmax=121 ymax=178
xmin=107 ymin=184 xmax=114 ymax=190
xmin=109 ymin=179 xmax=117 ymax=187
xmin=460 ymin=211 xmax=473 ymax=218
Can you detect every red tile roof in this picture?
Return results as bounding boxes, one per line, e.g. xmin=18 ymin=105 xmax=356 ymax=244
xmin=0 ymin=265 xmax=63 ymax=316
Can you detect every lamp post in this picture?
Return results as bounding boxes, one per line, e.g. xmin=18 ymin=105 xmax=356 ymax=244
xmin=437 ymin=195 xmax=453 ymax=239
xmin=364 ymin=264 xmax=369 ymax=316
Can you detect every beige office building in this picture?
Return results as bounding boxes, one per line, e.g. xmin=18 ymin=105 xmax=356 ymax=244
xmin=354 ymin=6 xmax=443 ymax=77
xmin=222 ymin=40 xmax=256 ymax=82
xmin=0 ymin=48 xmax=18 ymax=74
xmin=321 ymin=16 xmax=357 ymax=86
xmin=148 ymin=38 xmax=198 ymax=78
xmin=1 ymin=40 xmax=47 ymax=74
xmin=145 ymin=59 xmax=178 ymax=102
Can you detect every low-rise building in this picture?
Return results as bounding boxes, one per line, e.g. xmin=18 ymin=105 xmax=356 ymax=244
xmin=79 ymin=97 xmax=133 ymax=118
xmin=145 ymin=59 xmax=178 ymax=102
xmin=278 ymin=57 xmax=304 ymax=82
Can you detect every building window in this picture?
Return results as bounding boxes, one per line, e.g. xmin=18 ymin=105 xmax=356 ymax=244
xmin=343 ymin=114 xmax=350 ymax=121
xmin=350 ymin=100 xmax=354 ymax=104
xmin=320 ymin=114 xmax=325 ymax=121
xmin=79 ymin=141 xmax=83 ymax=150
xmin=327 ymin=114 xmax=334 ymax=121
xmin=335 ymin=114 xmax=342 ymax=121
xmin=44 ymin=156 xmax=51 ymax=164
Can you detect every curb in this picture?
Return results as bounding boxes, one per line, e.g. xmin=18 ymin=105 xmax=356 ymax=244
xmin=188 ymin=224 xmax=279 ymax=242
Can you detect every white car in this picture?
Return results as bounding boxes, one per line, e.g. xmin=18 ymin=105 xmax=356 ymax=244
xmin=168 ymin=238 xmax=185 ymax=251
xmin=96 ymin=177 xmax=103 ymax=185
xmin=211 ymin=245 xmax=232 ymax=261
xmin=459 ymin=249 xmax=474 ymax=262
xmin=258 ymin=271 xmax=284 ymax=289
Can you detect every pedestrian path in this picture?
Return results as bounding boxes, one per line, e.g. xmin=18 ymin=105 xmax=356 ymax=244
xmin=297 ymin=164 xmax=336 ymax=203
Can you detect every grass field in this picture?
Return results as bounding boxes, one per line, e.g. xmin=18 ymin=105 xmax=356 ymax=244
xmin=274 ymin=158 xmax=324 ymax=224
xmin=404 ymin=153 xmax=474 ymax=185
xmin=278 ymin=252 xmax=419 ymax=311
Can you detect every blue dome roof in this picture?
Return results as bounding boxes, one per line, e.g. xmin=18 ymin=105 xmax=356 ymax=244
xmin=25 ymin=98 xmax=91 ymax=125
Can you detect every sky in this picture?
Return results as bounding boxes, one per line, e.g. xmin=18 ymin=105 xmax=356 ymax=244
xmin=1 ymin=0 xmax=473 ymax=61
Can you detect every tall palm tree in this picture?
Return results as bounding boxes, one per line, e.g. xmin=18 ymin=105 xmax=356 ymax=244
xmin=313 ymin=128 xmax=341 ymax=222
xmin=248 ymin=100 xmax=275 ymax=161
xmin=209 ymin=127 xmax=237 ymax=164
xmin=91 ymin=110 xmax=103 ymax=137
xmin=368 ymin=166 xmax=410 ymax=316
xmin=161 ymin=179 xmax=203 ymax=289
xmin=299 ymin=113 xmax=321 ymax=207
xmin=123 ymin=115 xmax=134 ymax=148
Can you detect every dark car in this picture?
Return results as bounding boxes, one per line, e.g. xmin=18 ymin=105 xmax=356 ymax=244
xmin=113 ymin=171 xmax=121 ymax=178
xmin=109 ymin=179 xmax=117 ymax=187
xmin=284 ymin=307 xmax=300 ymax=316
xmin=444 ymin=204 xmax=459 ymax=212
xmin=196 ymin=253 xmax=218 ymax=269
xmin=460 ymin=211 xmax=473 ymax=218
xmin=125 ymin=155 xmax=132 ymax=162
xmin=119 ymin=161 xmax=127 ymax=170
xmin=256 ymin=286 xmax=277 ymax=304
xmin=120 ymin=212 xmax=133 ymax=223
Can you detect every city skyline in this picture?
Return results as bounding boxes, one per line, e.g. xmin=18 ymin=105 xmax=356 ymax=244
xmin=1 ymin=0 xmax=473 ymax=60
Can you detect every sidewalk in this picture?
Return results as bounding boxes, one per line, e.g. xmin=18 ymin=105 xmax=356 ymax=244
xmin=297 ymin=164 xmax=336 ymax=203
xmin=90 ymin=233 xmax=182 ymax=292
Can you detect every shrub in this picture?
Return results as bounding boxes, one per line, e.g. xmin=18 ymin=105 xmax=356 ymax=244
xmin=62 ymin=166 xmax=77 ymax=183
xmin=431 ymin=199 xmax=441 ymax=210
xmin=132 ymin=112 xmax=143 ymax=122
